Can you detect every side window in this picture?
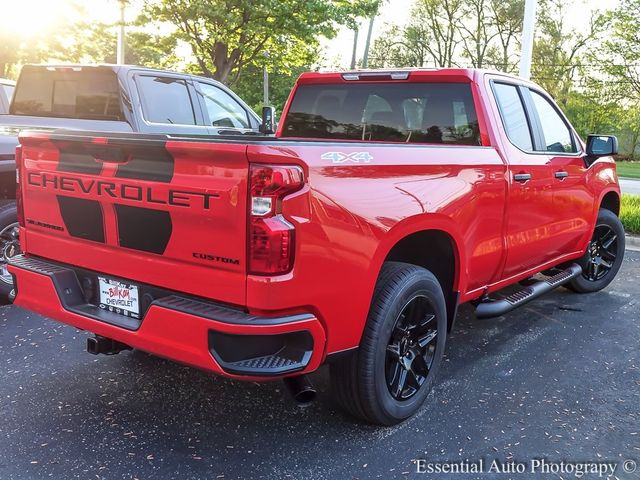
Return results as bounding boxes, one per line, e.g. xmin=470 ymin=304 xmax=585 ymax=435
xmin=137 ymin=76 xmax=196 ymax=125
xmin=493 ymin=83 xmax=533 ymax=151
xmin=529 ymin=90 xmax=577 ymax=153
xmin=198 ymin=83 xmax=250 ymax=128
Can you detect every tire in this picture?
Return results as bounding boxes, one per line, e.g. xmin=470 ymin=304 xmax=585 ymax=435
xmin=0 ymin=201 xmax=19 ymax=304
xmin=330 ymin=262 xmax=447 ymax=425
xmin=566 ymin=209 xmax=625 ymax=293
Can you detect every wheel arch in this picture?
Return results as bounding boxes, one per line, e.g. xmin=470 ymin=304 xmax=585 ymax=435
xmin=599 ymin=190 xmax=620 ymax=216
xmin=369 ymin=216 xmax=465 ymax=332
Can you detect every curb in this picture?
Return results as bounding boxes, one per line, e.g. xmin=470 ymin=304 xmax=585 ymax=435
xmin=626 ymin=234 xmax=640 ymax=252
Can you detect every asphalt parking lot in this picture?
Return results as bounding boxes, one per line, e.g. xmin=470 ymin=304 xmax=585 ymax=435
xmin=1 ymin=252 xmax=639 ymax=480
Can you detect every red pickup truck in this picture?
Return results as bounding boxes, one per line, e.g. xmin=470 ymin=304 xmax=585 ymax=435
xmin=10 ymin=69 xmax=624 ymax=425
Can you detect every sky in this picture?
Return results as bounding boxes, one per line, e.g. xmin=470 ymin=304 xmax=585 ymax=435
xmin=0 ymin=0 xmax=620 ymax=69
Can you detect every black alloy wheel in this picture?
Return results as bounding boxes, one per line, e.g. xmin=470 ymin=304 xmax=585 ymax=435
xmin=583 ymin=225 xmax=618 ymax=281
xmin=385 ymin=295 xmax=438 ymax=401
xmin=567 ymin=208 xmax=625 ymax=293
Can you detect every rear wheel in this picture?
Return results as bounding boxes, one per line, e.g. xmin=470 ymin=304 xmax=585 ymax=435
xmin=0 ymin=202 xmax=19 ymax=303
xmin=567 ymin=209 xmax=625 ymax=293
xmin=330 ymin=262 xmax=447 ymax=425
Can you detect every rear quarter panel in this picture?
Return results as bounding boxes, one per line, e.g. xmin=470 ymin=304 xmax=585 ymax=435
xmin=246 ymin=141 xmax=507 ymax=354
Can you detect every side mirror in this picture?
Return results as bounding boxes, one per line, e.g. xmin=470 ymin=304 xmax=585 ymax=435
xmin=586 ymin=134 xmax=618 ymax=158
xmin=259 ymin=106 xmax=275 ymax=134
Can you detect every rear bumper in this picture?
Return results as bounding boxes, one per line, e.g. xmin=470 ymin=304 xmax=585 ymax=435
xmin=8 ymin=255 xmax=326 ymax=380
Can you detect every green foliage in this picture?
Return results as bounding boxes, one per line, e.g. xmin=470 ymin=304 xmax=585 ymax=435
xmin=621 ymin=194 xmax=640 ymax=234
xmin=59 ymin=22 xmax=178 ymax=68
xmin=142 ymin=0 xmax=380 ymax=86
xmin=233 ymin=66 xmax=305 ymax=114
xmin=617 ymin=162 xmax=640 ymax=179
xmin=599 ymin=0 xmax=640 ymax=102
xmin=0 ymin=31 xmax=54 ymax=79
xmin=530 ymin=0 xmax=606 ymax=108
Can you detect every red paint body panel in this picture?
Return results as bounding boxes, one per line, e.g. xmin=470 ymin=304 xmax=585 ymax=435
xmin=12 ymin=68 xmax=621 ymax=380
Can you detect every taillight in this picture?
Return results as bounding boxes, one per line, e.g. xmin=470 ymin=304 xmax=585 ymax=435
xmin=248 ymin=164 xmax=304 ymax=275
xmin=15 ymin=145 xmax=24 ymax=227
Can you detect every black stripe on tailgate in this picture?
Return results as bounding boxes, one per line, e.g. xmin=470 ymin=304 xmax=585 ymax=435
xmin=115 ymin=144 xmax=174 ymax=182
xmin=114 ymin=204 xmax=172 ymax=255
xmin=57 ymin=196 xmax=105 ymax=243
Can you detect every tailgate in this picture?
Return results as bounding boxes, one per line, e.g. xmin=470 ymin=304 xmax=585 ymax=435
xmin=18 ymin=131 xmax=249 ymax=305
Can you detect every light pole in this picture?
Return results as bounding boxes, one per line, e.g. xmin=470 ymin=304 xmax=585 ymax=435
xmin=519 ymin=0 xmax=538 ymax=80
xmin=263 ymin=52 xmax=270 ymax=107
xmin=116 ymin=0 xmax=126 ymax=64
xmin=361 ymin=16 xmax=375 ymax=69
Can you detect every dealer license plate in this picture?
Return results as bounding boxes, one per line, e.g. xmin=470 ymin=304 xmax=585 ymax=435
xmin=98 ymin=277 xmax=140 ymax=318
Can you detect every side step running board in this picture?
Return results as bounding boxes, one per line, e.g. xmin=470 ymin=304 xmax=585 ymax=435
xmin=475 ymin=263 xmax=582 ymax=319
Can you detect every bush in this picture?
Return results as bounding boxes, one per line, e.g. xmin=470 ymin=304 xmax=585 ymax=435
xmin=621 ymin=194 xmax=640 ymax=234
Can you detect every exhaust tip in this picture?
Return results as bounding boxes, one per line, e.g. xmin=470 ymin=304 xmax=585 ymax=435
xmin=86 ymin=336 xmax=131 ymax=355
xmin=284 ymin=375 xmax=316 ymax=406
xmin=86 ymin=336 xmax=99 ymax=355
xmin=293 ymin=387 xmax=317 ymax=405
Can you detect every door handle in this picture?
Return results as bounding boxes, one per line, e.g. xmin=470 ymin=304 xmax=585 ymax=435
xmin=217 ymin=129 xmax=243 ymax=135
xmin=555 ymin=171 xmax=569 ymax=179
xmin=513 ymin=173 xmax=532 ymax=183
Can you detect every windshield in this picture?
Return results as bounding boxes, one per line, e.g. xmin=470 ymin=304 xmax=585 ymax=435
xmin=11 ymin=67 xmax=124 ymax=121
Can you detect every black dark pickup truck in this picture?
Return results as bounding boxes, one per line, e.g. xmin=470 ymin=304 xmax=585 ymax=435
xmin=0 ymin=64 xmax=261 ymax=300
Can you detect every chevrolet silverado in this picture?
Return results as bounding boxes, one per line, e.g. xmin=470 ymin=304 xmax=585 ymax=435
xmin=10 ymin=69 xmax=624 ymax=425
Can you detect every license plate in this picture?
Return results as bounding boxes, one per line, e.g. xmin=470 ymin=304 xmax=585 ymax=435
xmin=98 ymin=277 xmax=140 ymax=319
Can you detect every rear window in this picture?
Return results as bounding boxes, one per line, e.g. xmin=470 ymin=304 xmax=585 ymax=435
xmin=281 ymin=82 xmax=480 ymax=145
xmin=11 ymin=67 xmax=124 ymax=121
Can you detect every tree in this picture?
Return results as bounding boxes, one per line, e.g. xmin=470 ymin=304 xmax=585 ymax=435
xmin=369 ymin=0 xmax=524 ymax=70
xmin=369 ymin=0 xmax=465 ymax=68
xmin=458 ymin=0 xmax=496 ymax=68
xmin=531 ymin=0 xmax=605 ymax=108
xmin=599 ymin=0 xmax=640 ymax=102
xmin=0 ymin=32 xmax=54 ymax=79
xmin=142 ymin=0 xmax=380 ymax=85
xmin=484 ymin=0 xmax=524 ymax=72
xmin=58 ymin=21 xmax=178 ymax=68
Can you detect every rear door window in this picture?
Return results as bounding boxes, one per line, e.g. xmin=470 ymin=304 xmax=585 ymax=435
xmin=11 ymin=67 xmax=123 ymax=120
xmin=137 ymin=75 xmax=196 ymax=125
xmin=281 ymin=82 xmax=480 ymax=145
xmin=492 ymin=83 xmax=533 ymax=151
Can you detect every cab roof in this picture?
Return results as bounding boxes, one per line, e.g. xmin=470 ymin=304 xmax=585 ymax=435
xmin=296 ymin=68 xmax=522 ymax=85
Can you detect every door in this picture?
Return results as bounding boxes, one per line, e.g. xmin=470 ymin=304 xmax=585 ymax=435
xmin=527 ymin=89 xmax=593 ymax=254
xmin=131 ymin=73 xmax=210 ymax=135
xmin=194 ymin=81 xmax=260 ymax=135
xmin=491 ymin=81 xmax=563 ymax=279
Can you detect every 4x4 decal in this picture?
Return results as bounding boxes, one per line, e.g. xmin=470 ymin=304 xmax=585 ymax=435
xmin=321 ymin=151 xmax=373 ymax=164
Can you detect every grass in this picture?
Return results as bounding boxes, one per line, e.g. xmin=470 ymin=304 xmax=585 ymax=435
xmin=621 ymin=194 xmax=640 ymax=234
xmin=616 ymin=161 xmax=640 ymax=179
